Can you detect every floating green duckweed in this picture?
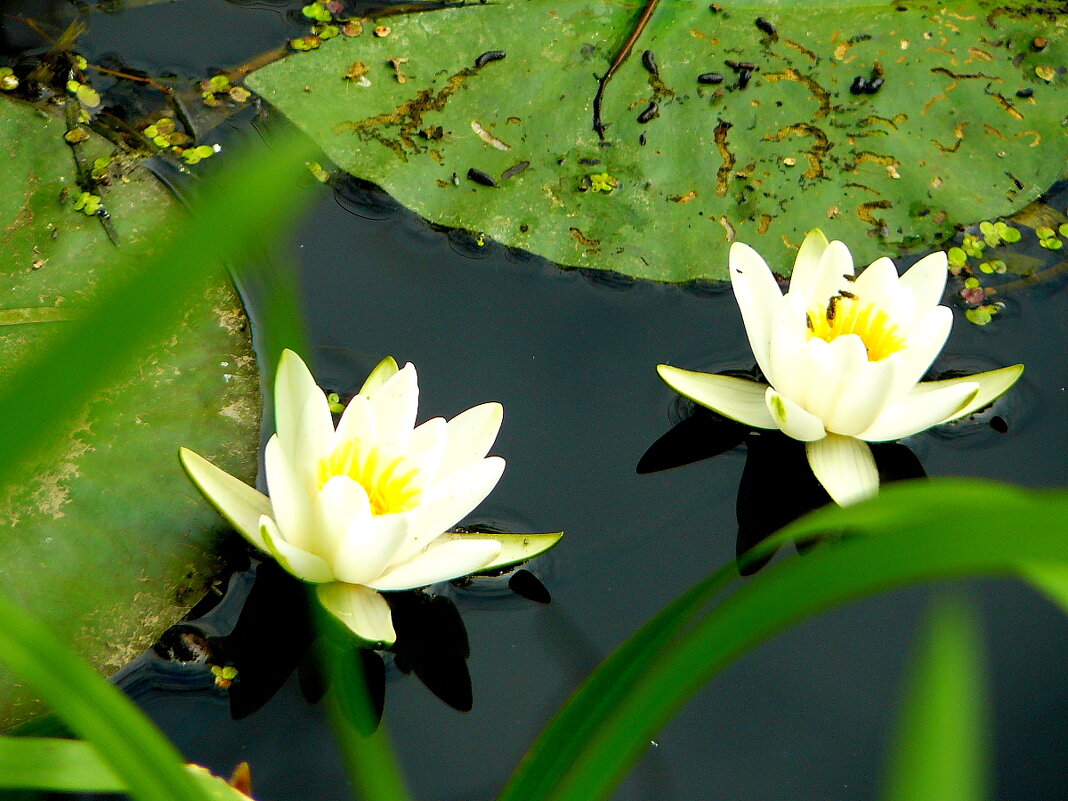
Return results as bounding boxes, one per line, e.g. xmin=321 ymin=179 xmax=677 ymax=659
xmin=589 ymin=173 xmax=619 ymax=193
xmin=72 ymin=191 xmax=102 ymax=215
xmin=327 ymin=391 xmax=345 ymax=413
xmin=0 ymin=68 xmax=17 ymax=91
xmin=66 ymin=80 xmax=101 ymax=109
xmin=307 ymin=161 xmax=331 ymax=183
xmin=302 ymin=1 xmax=332 ymax=22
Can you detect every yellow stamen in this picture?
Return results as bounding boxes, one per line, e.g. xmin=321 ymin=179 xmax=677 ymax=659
xmin=318 ymin=439 xmax=422 ymax=515
xmin=807 ymin=293 xmax=906 ymax=361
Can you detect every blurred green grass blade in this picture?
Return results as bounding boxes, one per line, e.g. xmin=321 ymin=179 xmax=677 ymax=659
xmin=882 ymin=598 xmax=988 ymax=801
xmin=0 ymin=129 xmax=313 ymax=495
xmin=313 ymin=598 xmax=414 ymax=801
xmin=1018 ymin=563 xmax=1068 ymax=613
xmin=0 ymin=738 xmax=122 ymax=792
xmin=0 ymin=594 xmax=210 ymax=801
xmin=503 ymin=479 xmax=1068 ymax=801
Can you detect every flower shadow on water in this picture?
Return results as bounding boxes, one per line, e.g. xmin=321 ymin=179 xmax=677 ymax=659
xmin=150 ymin=555 xmax=550 ymax=727
xmin=638 ymin=399 xmax=925 ymax=575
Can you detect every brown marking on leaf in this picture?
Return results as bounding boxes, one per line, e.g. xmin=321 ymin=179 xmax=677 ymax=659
xmin=763 ymin=68 xmax=831 ymax=117
xmin=1015 ymin=129 xmax=1041 ymax=147
xmin=983 ymin=123 xmax=1006 ymax=138
xmin=713 ymin=120 xmax=735 ymax=197
xmin=335 ymin=66 xmax=479 ymax=160
xmin=757 ymin=214 xmax=773 ymax=234
xmin=568 ymin=227 xmax=600 ymax=248
xmin=783 ymin=40 xmax=818 ymax=62
xmin=833 ymin=34 xmax=871 ymax=62
xmin=990 ymin=92 xmax=1023 ymax=120
xmin=762 ymin=123 xmax=830 ymax=179
xmin=857 ymin=199 xmax=892 ymax=233
xmin=717 ymin=215 xmax=736 ymax=242
xmin=967 ymin=47 xmax=995 ymax=62
xmin=922 ymin=80 xmax=958 ymax=114
xmin=931 ymin=66 xmax=1000 ymax=81
xmin=669 ymin=190 xmax=698 ymax=204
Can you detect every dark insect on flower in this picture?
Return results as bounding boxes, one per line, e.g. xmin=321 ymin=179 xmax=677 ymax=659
xmin=474 ymin=50 xmax=506 ymax=68
xmin=850 ymin=75 xmax=869 ymax=94
xmin=838 ymin=290 xmax=856 ymax=299
xmin=738 ymin=69 xmax=753 ymax=89
xmin=755 ymin=17 xmax=776 ymax=35
xmin=697 ymin=72 xmax=724 ymax=84
xmin=725 ymin=59 xmax=757 ymax=72
xmin=466 ymin=168 xmax=497 ymax=187
xmin=864 ymin=77 xmax=884 ymax=94
xmin=641 ymin=50 xmax=658 ymax=76
xmin=637 ymin=101 xmax=659 ymax=123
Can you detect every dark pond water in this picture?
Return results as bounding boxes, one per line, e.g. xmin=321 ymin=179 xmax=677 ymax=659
xmin=5 ymin=1 xmax=1068 ymax=799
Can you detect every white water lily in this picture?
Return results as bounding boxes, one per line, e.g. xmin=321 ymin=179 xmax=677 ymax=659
xmin=181 ymin=350 xmax=560 ymax=645
xmin=658 ymin=230 xmax=1023 ymax=506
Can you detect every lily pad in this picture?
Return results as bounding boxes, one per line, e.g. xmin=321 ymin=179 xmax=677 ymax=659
xmin=247 ymin=0 xmax=1068 ymax=282
xmin=0 ymin=95 xmax=260 ymax=728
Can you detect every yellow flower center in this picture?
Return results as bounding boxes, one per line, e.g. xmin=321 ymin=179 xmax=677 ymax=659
xmin=317 ymin=439 xmax=423 ymax=516
xmin=807 ymin=292 xmax=906 ymax=361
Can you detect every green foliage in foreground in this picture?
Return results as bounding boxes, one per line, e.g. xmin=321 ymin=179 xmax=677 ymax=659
xmin=248 ymin=0 xmax=1067 ymax=282
xmin=0 ymin=94 xmax=262 ymax=727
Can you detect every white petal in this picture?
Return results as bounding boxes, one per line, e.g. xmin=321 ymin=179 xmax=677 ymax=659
xmin=367 ymin=538 xmax=502 ymax=591
xmin=852 ymin=256 xmax=899 ymax=302
xmin=790 ymin=239 xmax=854 ymax=311
xmin=358 ymin=356 xmax=400 ymax=398
xmin=766 ymin=301 xmax=810 ymax=400
xmin=259 ymin=516 xmax=334 ymax=583
xmin=317 ymin=475 xmax=372 ymax=556
xmin=316 ymin=583 xmax=396 ymax=645
xmin=857 ymin=382 xmax=979 ymax=442
xmin=787 ymin=228 xmax=834 ymax=303
xmin=408 ymin=416 xmax=448 ymax=482
xmin=333 ymin=394 xmax=375 ymax=451
xmin=274 ymin=350 xmax=334 ymax=478
xmin=823 ymin=357 xmax=896 ymax=436
xmin=889 ymin=305 xmax=953 ymax=401
xmin=368 ymin=363 xmax=419 ymax=448
xmin=799 ymin=336 xmax=838 ymax=422
xmin=899 ymin=251 xmax=948 ymax=313
xmin=264 ymin=435 xmax=315 ymax=552
xmin=392 ymin=456 xmax=506 ymax=562
xmin=656 ymin=365 xmax=776 ymax=429
xmin=805 ymin=434 xmax=879 ymax=506
xmin=441 ymin=402 xmax=504 ymax=477
xmin=729 ymin=242 xmax=783 ymax=379
xmin=446 ymin=531 xmax=564 ymax=572
xmin=913 ymin=364 xmax=1024 ymax=424
xmin=179 ymin=448 xmax=271 ymax=549
xmin=817 ymin=333 xmax=870 ymax=427
xmin=765 ymin=387 xmax=827 ymax=441
xmin=332 ymin=512 xmax=410 ymax=586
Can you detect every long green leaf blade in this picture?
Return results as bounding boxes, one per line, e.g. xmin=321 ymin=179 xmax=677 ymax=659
xmin=0 ymin=738 xmax=122 ymax=792
xmin=882 ymin=598 xmax=989 ymax=801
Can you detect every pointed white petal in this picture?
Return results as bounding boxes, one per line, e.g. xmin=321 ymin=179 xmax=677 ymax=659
xmin=792 ymin=239 xmax=855 ymax=311
xmin=805 ymin=434 xmax=879 ymax=506
xmin=332 ymin=512 xmax=410 ymax=586
xmin=889 ymin=305 xmax=953 ymax=401
xmin=358 ymin=356 xmax=400 ymax=398
xmin=368 ymin=363 xmax=419 ymax=448
xmin=799 ymin=336 xmax=838 ymax=422
xmin=823 ymin=357 xmax=896 ymax=436
xmin=408 ymin=416 xmax=448 ymax=482
xmin=729 ymin=242 xmax=783 ymax=378
xmin=264 ymin=435 xmax=315 ymax=552
xmin=443 ymin=531 xmax=564 ymax=572
xmin=367 ymin=538 xmax=502 ymax=590
xmin=441 ymin=402 xmax=504 ymax=477
xmin=787 ymin=229 xmax=833 ymax=303
xmin=316 ymin=583 xmax=396 ymax=645
xmin=259 ymin=516 xmax=334 ymax=583
xmin=767 ymin=301 xmax=810 ymax=399
xmin=857 ymin=381 xmax=979 ymax=442
xmin=766 ymin=387 xmax=827 ymax=441
xmin=333 ymin=394 xmax=375 ymax=451
xmin=656 ymin=365 xmax=776 ymax=429
xmin=899 ymin=251 xmax=948 ymax=313
xmin=817 ymin=333 xmax=870 ymax=427
xmin=852 ymin=256 xmax=899 ymax=301
xmin=317 ymin=475 xmax=372 ymax=555
xmin=274 ymin=350 xmax=334 ymax=477
xmin=179 ymin=447 xmax=271 ymax=549
xmin=915 ymin=364 xmax=1024 ymax=424
xmin=395 ymin=456 xmax=506 ymax=562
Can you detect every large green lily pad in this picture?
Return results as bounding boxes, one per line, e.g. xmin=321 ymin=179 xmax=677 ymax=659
xmin=247 ymin=0 xmax=1067 ymax=282
xmin=0 ymin=95 xmax=260 ymax=727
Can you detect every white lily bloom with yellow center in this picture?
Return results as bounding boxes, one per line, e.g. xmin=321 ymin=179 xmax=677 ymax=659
xmin=658 ymin=229 xmax=1023 ymax=506
xmin=181 ymin=350 xmax=560 ymax=645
